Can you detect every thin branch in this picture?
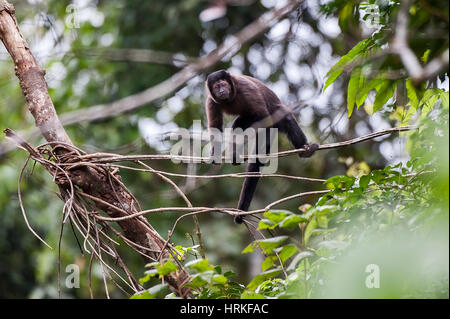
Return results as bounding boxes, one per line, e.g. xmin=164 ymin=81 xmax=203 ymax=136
xmin=0 ymin=0 xmax=304 ymax=156
xmin=254 ymin=125 xmax=415 ymax=160
xmin=74 ymin=125 xmax=416 ymax=163
xmin=51 ymin=0 xmax=304 ymax=126
xmin=17 ymin=156 xmax=52 ymax=249
xmin=72 ymin=47 xmax=197 ymax=66
xmin=392 ymin=0 xmax=449 ymax=85
xmin=0 ymin=1 xmax=193 ymax=297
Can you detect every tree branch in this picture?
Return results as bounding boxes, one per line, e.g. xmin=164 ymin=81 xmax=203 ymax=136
xmin=0 ymin=0 xmax=304 ymax=156
xmin=72 ymin=47 xmax=197 ymax=66
xmin=57 ymin=0 xmax=304 ymax=125
xmin=392 ymin=0 xmax=449 ymax=85
xmin=72 ymin=125 xmax=416 ymax=163
xmin=0 ymin=0 xmax=192 ymax=298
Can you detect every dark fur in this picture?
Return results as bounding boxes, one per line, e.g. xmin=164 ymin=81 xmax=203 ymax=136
xmin=205 ymin=70 xmax=318 ymax=224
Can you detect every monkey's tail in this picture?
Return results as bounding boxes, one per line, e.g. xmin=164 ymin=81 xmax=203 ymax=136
xmin=241 ymin=215 xmax=270 ymax=241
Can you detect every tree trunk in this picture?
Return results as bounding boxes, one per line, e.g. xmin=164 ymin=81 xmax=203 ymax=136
xmin=0 ymin=0 xmax=191 ymax=298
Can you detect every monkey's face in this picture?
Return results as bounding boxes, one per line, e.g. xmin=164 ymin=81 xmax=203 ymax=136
xmin=212 ymin=79 xmax=232 ymax=101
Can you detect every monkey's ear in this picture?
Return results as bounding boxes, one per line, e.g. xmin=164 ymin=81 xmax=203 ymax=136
xmin=206 ymin=78 xmax=220 ymax=103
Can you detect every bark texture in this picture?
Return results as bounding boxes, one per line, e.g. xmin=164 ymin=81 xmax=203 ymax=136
xmin=0 ymin=0 xmax=191 ymax=297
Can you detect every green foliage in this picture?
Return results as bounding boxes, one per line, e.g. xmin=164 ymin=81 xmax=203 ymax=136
xmin=135 ymin=250 xmax=245 ymax=299
xmin=324 ymin=37 xmax=378 ymax=93
xmin=323 ymin=0 xmax=449 ymax=120
xmin=0 ymin=0 xmax=269 ymax=298
xmin=0 ymin=0 xmax=447 ymax=299
xmin=239 ymin=108 xmax=449 ymax=299
xmin=135 ymin=106 xmax=448 ymax=298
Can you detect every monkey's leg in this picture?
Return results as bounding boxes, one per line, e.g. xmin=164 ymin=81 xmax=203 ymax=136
xmin=231 ymin=115 xmax=257 ymax=165
xmin=280 ymin=113 xmax=318 ymax=158
xmin=235 ymin=126 xmax=272 ymax=223
xmin=235 ymin=161 xmax=263 ymax=223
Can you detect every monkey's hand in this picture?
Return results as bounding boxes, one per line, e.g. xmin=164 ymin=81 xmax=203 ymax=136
xmin=209 ymin=156 xmax=222 ymax=165
xmin=209 ymin=148 xmax=222 ymax=165
xmin=298 ymin=142 xmax=319 ymax=158
xmin=231 ymin=152 xmax=243 ymax=165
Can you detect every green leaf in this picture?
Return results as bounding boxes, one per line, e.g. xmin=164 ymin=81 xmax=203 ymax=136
xmin=263 ymin=210 xmax=291 ymax=223
xmin=257 ymin=218 xmax=278 ymax=230
xmin=139 ymin=272 xmax=155 ymax=285
xmin=316 ymin=214 xmax=328 ymax=228
xmin=338 ymin=2 xmax=355 ymax=32
xmin=224 ymin=270 xmax=236 ymax=278
xmin=276 ymin=244 xmax=298 ymax=263
xmin=325 ymin=175 xmax=355 ymax=189
xmin=242 ymin=242 xmax=258 ymax=254
xmin=261 ymin=256 xmax=277 ymax=271
xmin=241 ymin=291 xmax=267 ymax=299
xmin=131 ymin=290 xmax=153 ymax=299
xmin=279 ymin=214 xmax=307 ymax=229
xmin=186 ymin=273 xmax=209 ymax=288
xmin=243 ymin=236 xmax=289 ymax=255
xmin=131 ymin=284 xmax=169 ymax=299
xmin=359 ymin=174 xmax=371 ymax=190
xmin=406 ymin=79 xmax=419 ymax=110
xmin=347 ymin=69 xmax=360 ymax=117
xmin=440 ymin=91 xmax=449 ymax=109
xmin=212 ymin=274 xmax=227 ymax=284
xmin=214 ymin=265 xmax=222 ymax=274
xmin=247 ymin=268 xmax=283 ymax=290
xmin=420 ymin=89 xmax=440 ymax=118
xmin=287 ymin=251 xmax=314 ymax=271
xmin=258 ymin=236 xmax=289 ymax=254
xmin=156 ymin=260 xmax=178 ymax=276
xmin=145 ymin=261 xmax=159 ymax=268
xmin=371 ymin=170 xmax=388 ymax=184
xmin=304 ymin=217 xmax=318 ymax=245
xmin=324 ymin=38 xmax=373 ymax=91
xmin=421 ymin=49 xmax=431 ymax=63
xmin=147 ymin=284 xmax=169 ymax=297
xmin=185 ymin=259 xmax=214 ymax=272
xmin=373 ymin=80 xmax=396 ymax=112
xmin=356 ymin=76 xmax=383 ymax=108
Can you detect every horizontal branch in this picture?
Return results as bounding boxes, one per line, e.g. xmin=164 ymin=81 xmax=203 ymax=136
xmin=90 ymin=189 xmax=331 ymax=223
xmin=58 ymin=161 xmax=326 ymax=182
xmin=77 ymin=125 xmax=416 ymax=163
xmin=0 ymin=1 xmax=194 ymax=297
xmin=392 ymin=0 xmax=449 ymax=85
xmin=57 ymin=0 xmax=303 ymax=126
xmin=92 ymin=169 xmax=430 ymax=223
xmin=72 ymin=47 xmax=197 ymax=66
xmin=0 ymin=0 xmax=303 ymax=156
xmin=257 ymin=125 xmax=416 ymax=160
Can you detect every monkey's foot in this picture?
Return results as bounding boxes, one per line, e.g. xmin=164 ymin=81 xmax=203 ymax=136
xmin=234 ymin=215 xmax=244 ymax=224
xmin=298 ymin=142 xmax=319 ymax=158
xmin=231 ymin=153 xmax=244 ymax=165
xmin=209 ymin=156 xmax=222 ymax=165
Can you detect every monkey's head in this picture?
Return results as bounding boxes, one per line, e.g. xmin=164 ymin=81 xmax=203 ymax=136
xmin=207 ymin=70 xmax=236 ymax=103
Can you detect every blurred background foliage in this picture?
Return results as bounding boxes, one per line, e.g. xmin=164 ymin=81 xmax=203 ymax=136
xmin=0 ymin=0 xmax=448 ymax=298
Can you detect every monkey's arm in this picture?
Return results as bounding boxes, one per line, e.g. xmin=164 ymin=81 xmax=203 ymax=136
xmin=277 ymin=108 xmax=318 ymax=158
xmin=206 ymin=98 xmax=223 ymax=161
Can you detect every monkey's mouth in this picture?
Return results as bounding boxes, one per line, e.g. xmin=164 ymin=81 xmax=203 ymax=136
xmin=216 ymin=91 xmax=230 ymax=100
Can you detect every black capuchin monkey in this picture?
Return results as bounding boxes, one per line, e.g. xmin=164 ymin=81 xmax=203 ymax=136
xmin=205 ymin=70 xmax=318 ymax=224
